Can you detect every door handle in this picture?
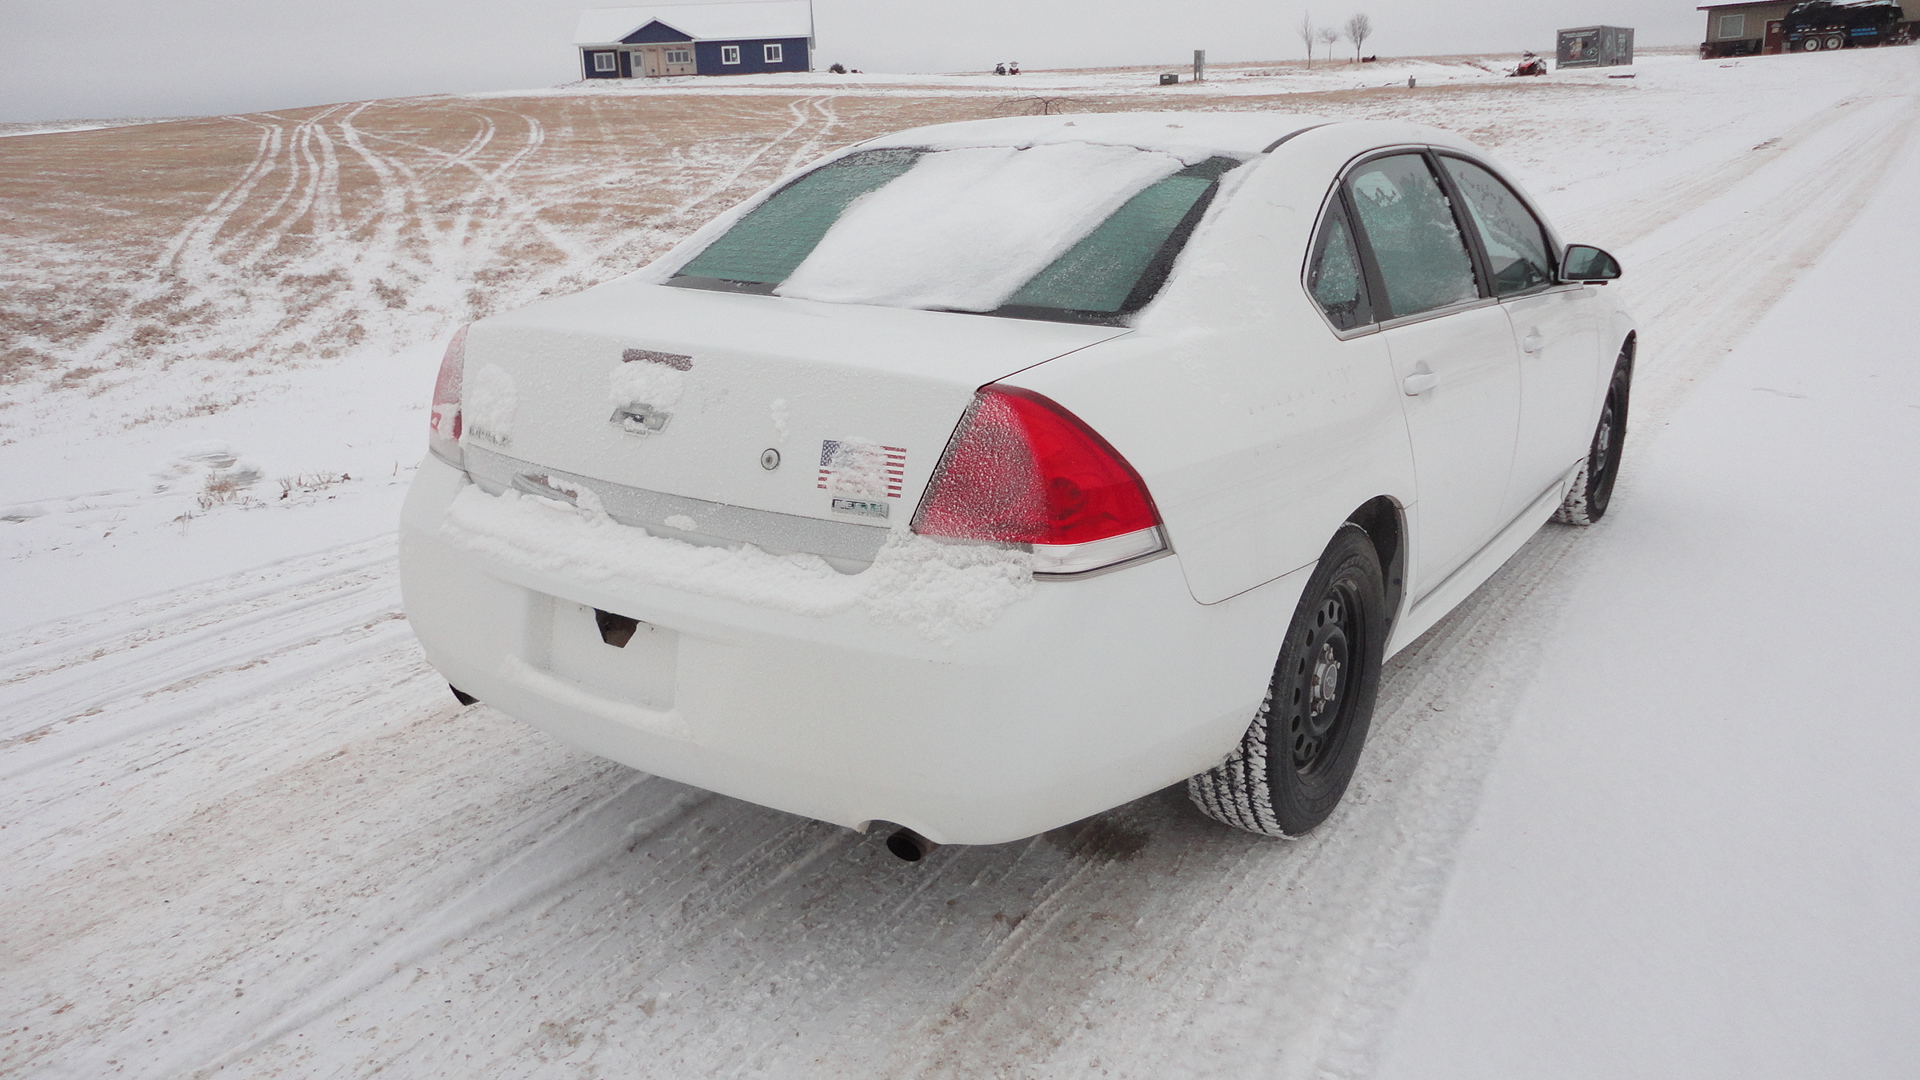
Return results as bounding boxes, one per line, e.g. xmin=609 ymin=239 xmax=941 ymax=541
xmin=1522 ymin=329 xmax=1545 ymax=354
xmin=1402 ymin=370 xmax=1438 ymax=396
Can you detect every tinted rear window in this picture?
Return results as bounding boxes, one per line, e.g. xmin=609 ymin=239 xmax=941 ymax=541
xmin=670 ymin=147 xmax=1245 ymax=324
xmin=676 ymin=149 xmax=922 ymax=286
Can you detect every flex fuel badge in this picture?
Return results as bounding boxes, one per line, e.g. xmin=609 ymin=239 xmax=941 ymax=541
xmin=830 ymin=497 xmax=889 ymax=519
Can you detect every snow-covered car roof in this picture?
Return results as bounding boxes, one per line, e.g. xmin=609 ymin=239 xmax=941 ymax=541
xmin=852 ymin=112 xmax=1336 ymax=166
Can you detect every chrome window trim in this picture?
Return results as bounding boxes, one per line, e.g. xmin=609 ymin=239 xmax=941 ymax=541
xmin=1375 ymin=295 xmax=1504 ymax=332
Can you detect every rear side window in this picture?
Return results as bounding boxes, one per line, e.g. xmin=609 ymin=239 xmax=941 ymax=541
xmin=1439 ymin=157 xmax=1555 ymax=296
xmin=1346 ymin=153 xmax=1481 ymax=319
xmin=1306 ymin=199 xmax=1372 ymax=330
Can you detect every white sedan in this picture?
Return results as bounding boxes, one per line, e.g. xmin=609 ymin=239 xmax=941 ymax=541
xmin=399 ymin=113 xmax=1633 ymax=855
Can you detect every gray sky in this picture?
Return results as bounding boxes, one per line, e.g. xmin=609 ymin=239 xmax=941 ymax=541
xmin=1 ymin=0 xmax=1706 ymax=124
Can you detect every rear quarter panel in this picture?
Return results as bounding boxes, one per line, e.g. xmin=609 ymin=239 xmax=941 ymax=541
xmin=1011 ymin=126 xmax=1425 ymax=605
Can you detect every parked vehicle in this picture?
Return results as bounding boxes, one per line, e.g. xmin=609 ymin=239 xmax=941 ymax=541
xmin=1511 ymin=52 xmax=1548 ymax=76
xmin=1785 ymin=0 xmax=1911 ymax=50
xmin=400 ymin=114 xmax=1634 ymax=852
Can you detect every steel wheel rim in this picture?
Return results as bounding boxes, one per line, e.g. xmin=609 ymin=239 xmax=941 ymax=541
xmin=1284 ymin=584 xmax=1360 ymax=778
xmin=1591 ymin=394 xmax=1617 ymax=490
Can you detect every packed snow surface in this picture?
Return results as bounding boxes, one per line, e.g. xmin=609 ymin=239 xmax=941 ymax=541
xmin=3 ymin=45 xmax=1919 ymax=1080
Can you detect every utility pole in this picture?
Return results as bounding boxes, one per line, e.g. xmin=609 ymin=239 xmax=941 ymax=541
xmin=1194 ymin=49 xmax=1206 ymax=82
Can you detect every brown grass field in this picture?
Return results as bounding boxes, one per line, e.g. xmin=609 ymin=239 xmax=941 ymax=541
xmin=0 ymin=77 xmax=1613 ymax=400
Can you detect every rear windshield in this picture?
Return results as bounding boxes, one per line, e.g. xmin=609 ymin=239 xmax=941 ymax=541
xmin=671 ymin=146 xmax=1245 ymax=324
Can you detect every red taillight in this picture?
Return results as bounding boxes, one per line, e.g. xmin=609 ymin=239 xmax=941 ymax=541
xmin=913 ymin=385 xmax=1166 ymax=575
xmin=428 ymin=325 xmax=468 ymax=468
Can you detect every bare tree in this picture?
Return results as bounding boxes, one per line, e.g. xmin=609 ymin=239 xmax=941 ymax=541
xmin=997 ymin=95 xmax=1073 ymax=116
xmin=1345 ymin=13 xmax=1373 ymax=60
xmin=1297 ymin=12 xmax=1316 ymax=68
xmin=1317 ymin=25 xmax=1340 ymax=61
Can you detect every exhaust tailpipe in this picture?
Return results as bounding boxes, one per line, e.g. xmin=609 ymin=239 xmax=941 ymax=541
xmin=885 ymin=827 xmax=939 ymax=862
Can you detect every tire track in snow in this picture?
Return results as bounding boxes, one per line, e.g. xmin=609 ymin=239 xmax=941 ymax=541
xmin=780 ymin=96 xmax=844 ymax=175
xmin=663 ymin=96 xmax=837 ymax=222
xmin=0 ymin=536 xmax=396 ymax=678
xmin=353 ymin=106 xmax=586 ymax=282
xmin=1621 ymin=88 xmax=1918 ymax=437
xmin=168 ymin=778 xmax=712 ymax=1080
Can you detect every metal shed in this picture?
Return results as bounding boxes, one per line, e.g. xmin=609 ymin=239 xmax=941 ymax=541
xmin=1557 ymin=25 xmax=1636 ymax=67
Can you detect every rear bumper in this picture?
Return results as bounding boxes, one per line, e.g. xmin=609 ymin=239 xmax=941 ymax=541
xmin=399 ymin=455 xmax=1304 ymax=844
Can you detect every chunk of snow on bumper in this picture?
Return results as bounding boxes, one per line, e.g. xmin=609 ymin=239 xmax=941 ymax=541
xmin=438 ymin=486 xmax=1032 ymax=640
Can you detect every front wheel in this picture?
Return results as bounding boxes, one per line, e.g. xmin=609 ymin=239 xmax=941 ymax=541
xmin=1188 ymin=524 xmax=1388 ymax=837
xmin=1555 ymin=354 xmax=1631 ymax=526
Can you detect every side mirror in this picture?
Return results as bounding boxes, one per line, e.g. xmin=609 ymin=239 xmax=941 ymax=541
xmin=1560 ymin=244 xmax=1622 ymax=284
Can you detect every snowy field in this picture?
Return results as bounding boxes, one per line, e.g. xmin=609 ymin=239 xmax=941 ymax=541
xmin=3 ymin=47 xmax=1918 ymax=1077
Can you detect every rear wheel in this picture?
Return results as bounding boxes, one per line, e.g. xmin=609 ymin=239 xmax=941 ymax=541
xmin=1189 ymin=524 xmax=1387 ymax=837
xmin=1555 ymin=353 xmax=1631 ymax=526
xmin=1826 ymin=34 xmax=1846 ymax=50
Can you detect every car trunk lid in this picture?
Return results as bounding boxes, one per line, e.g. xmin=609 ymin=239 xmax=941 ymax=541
xmin=456 ymin=280 xmax=1128 ymax=564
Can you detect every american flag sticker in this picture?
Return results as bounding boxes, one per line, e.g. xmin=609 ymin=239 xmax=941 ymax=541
xmin=817 ymin=440 xmax=906 ymax=500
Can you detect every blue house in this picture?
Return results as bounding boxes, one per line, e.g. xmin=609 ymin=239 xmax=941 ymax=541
xmin=575 ymin=2 xmax=814 ymax=79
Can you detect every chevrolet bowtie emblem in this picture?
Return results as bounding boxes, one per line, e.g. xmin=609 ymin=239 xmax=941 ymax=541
xmin=610 ymin=403 xmax=672 ymax=435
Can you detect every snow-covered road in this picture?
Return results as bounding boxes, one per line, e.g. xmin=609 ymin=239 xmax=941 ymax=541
xmin=4 ymin=48 xmax=1917 ymax=1078
xmin=1377 ymin=86 xmax=1920 ymax=1077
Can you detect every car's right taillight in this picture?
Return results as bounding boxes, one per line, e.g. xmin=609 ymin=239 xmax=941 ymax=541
xmin=912 ymin=384 xmax=1168 ymax=577
xmin=428 ymin=325 xmax=468 ymax=469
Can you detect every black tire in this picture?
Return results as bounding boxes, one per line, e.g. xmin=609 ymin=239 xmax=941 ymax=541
xmin=1554 ymin=352 xmax=1631 ymax=526
xmin=1189 ymin=524 xmax=1388 ymax=837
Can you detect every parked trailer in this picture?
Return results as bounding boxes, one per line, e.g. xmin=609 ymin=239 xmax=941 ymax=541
xmin=1557 ymin=25 xmax=1636 ymax=68
xmin=1784 ymin=0 xmax=1911 ymax=51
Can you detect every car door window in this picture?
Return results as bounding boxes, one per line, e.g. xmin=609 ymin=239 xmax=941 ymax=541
xmin=1440 ymin=157 xmax=1556 ymax=296
xmin=1346 ymin=154 xmax=1481 ymax=319
xmin=1306 ymin=199 xmax=1372 ymax=330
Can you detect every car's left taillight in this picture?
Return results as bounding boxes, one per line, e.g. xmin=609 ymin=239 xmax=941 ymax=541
xmin=428 ymin=325 xmax=469 ymax=469
xmin=912 ymin=384 xmax=1168 ymax=577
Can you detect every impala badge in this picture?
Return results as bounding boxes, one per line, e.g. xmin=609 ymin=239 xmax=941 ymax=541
xmin=610 ymin=403 xmax=671 ymax=435
xmin=831 ymin=497 xmax=889 ymax=519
